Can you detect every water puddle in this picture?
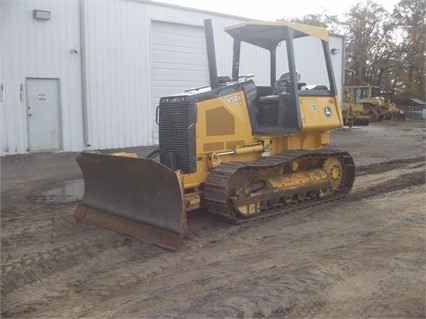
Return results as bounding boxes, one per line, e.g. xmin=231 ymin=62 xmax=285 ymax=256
xmin=33 ymin=180 xmax=84 ymax=204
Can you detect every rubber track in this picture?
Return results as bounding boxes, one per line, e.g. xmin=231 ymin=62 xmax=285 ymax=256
xmin=203 ymin=149 xmax=355 ymax=224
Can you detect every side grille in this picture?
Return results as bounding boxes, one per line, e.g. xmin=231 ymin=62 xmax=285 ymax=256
xmin=158 ymin=103 xmax=197 ymax=173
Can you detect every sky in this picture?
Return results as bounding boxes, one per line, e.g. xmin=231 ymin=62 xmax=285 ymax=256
xmin=153 ymin=0 xmax=400 ymax=21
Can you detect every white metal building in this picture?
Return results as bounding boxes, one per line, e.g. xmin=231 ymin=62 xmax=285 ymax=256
xmin=0 ymin=0 xmax=345 ymax=155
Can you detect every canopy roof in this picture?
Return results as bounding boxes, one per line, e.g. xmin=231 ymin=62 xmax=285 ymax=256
xmin=224 ymin=20 xmax=329 ymax=50
xmin=410 ymin=98 xmax=426 ymax=105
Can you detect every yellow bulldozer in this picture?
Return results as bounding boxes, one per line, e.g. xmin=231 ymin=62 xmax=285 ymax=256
xmin=341 ymin=102 xmax=370 ymax=127
xmin=75 ymin=20 xmax=355 ymax=250
xmin=343 ymin=85 xmax=405 ymax=122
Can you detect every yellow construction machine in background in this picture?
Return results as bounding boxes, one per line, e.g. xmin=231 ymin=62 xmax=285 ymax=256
xmin=341 ymin=101 xmax=370 ymax=127
xmin=74 ymin=20 xmax=355 ymax=250
xmin=343 ymin=85 xmax=405 ymax=124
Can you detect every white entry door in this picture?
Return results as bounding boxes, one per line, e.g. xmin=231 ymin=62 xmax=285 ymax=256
xmin=26 ymin=78 xmax=61 ymax=151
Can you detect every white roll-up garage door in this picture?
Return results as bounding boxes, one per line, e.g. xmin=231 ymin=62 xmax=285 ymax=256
xmin=151 ymin=21 xmax=209 ymax=143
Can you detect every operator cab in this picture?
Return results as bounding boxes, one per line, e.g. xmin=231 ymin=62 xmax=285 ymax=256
xmin=224 ymin=21 xmax=338 ymax=135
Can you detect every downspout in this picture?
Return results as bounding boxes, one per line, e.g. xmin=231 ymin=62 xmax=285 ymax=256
xmin=79 ymin=0 xmax=91 ymax=146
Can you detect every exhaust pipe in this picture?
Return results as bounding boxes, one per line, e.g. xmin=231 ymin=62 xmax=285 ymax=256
xmin=204 ymin=19 xmax=220 ymax=89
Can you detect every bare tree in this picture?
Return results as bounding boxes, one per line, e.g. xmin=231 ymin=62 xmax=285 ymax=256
xmin=281 ymin=0 xmax=424 ymax=100
xmin=392 ymin=0 xmax=425 ymax=99
xmin=342 ymin=0 xmax=396 ymax=89
xmin=290 ymin=12 xmax=341 ymax=33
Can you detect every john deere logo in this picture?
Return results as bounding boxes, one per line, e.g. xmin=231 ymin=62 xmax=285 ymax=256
xmin=324 ymin=106 xmax=332 ymax=118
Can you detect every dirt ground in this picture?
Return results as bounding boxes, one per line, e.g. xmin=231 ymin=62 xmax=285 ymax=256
xmin=1 ymin=119 xmax=425 ymax=318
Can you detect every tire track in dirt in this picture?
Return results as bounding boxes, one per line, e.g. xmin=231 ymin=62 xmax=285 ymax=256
xmin=4 ymin=184 xmax=423 ymax=318
xmin=1 ymin=157 xmax=425 ymax=318
xmin=0 ymin=224 xmax=166 ymax=296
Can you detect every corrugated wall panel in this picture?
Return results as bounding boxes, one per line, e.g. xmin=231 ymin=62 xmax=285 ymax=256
xmin=330 ymin=35 xmax=345 ymax=105
xmin=274 ymin=35 xmax=344 ymax=102
xmin=151 ymin=22 xmax=209 ymax=89
xmin=1 ymin=3 xmax=9 ymax=154
xmin=150 ymin=21 xmax=209 ymax=143
xmin=1 ymin=0 xmax=83 ymax=155
xmin=83 ymin=0 xmax=152 ymax=149
xmin=145 ymin=5 xmax=253 ymax=144
xmin=0 ymin=15 xmax=5 ymax=154
xmin=82 ymin=1 xmax=249 ymax=149
xmin=2 ymin=0 xmax=344 ymax=154
xmin=295 ymin=37 xmax=328 ymax=86
xmin=83 ymin=2 xmax=344 ymax=149
xmin=1 ymin=2 xmax=26 ymax=154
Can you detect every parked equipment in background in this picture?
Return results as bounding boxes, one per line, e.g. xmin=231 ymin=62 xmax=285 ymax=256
xmin=75 ymin=20 xmax=355 ymax=250
xmin=341 ymin=101 xmax=370 ymax=127
xmin=343 ymin=85 xmax=405 ymax=123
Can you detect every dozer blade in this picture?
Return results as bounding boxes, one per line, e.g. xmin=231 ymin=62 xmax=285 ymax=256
xmin=74 ymin=151 xmax=187 ymax=250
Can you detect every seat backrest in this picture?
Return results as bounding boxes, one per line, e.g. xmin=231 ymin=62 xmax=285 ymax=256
xmin=256 ymin=86 xmax=274 ymax=97
xmin=242 ymin=80 xmax=260 ymax=132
